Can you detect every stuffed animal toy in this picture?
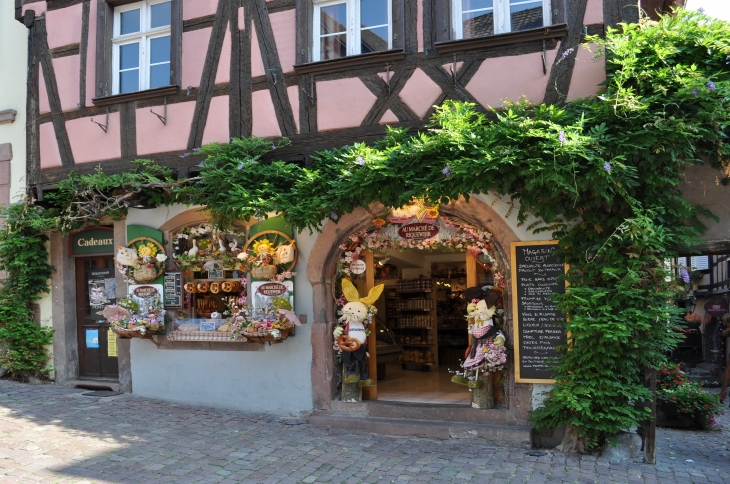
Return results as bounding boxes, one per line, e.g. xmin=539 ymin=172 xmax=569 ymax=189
xmin=273 ymin=241 xmax=296 ymax=265
xmin=462 ymin=288 xmax=503 ymax=371
xmin=115 ymin=246 xmax=138 ymax=266
xmin=333 ymin=279 xmax=384 ymax=386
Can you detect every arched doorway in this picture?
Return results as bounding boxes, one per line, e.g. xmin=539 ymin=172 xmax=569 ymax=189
xmin=307 ymin=197 xmax=520 ymax=410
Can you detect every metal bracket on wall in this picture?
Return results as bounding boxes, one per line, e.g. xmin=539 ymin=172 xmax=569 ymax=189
xmin=90 ymin=108 xmax=109 ymax=133
xmin=150 ymin=98 xmax=167 ymax=126
xmin=450 ymin=55 xmax=458 ymax=86
xmin=268 ymin=68 xmax=278 ymax=86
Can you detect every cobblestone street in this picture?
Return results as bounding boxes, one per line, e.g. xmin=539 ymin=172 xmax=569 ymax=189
xmin=1 ymin=380 xmax=730 ymax=483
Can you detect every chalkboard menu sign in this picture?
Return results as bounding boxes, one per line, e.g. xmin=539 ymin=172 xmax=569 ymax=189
xmin=163 ymin=271 xmax=183 ymax=309
xmin=511 ymin=241 xmax=567 ymax=383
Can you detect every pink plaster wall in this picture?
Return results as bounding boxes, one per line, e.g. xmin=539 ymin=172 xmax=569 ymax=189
xmin=380 ymin=109 xmax=398 ymax=124
xmin=202 ymin=95 xmax=230 ymax=145
xmin=399 ymin=68 xmax=443 ymax=118
xmin=417 ymin=0 xmax=423 ymax=53
xmin=584 ymin=0 xmax=604 ymax=25
xmin=251 ymin=25 xmax=265 ymax=77
xmin=136 ymin=101 xmax=196 ymax=154
xmin=567 ymin=44 xmax=605 ymax=102
xmin=183 ymin=0 xmax=218 ymax=20
xmin=317 ymin=78 xmax=376 ymax=131
xmin=39 ymin=64 xmax=50 ymax=115
xmin=86 ymin=0 xmax=97 ymax=105
xmin=66 ymin=113 xmax=121 ymax=164
xmin=287 ymin=85 xmax=300 ymax=133
xmin=182 ymin=28 xmax=212 ymax=88
xmin=46 ymin=4 xmax=82 ymax=49
xmin=215 ymin=27 xmax=231 ymax=84
xmin=40 ymin=123 xmax=61 ymax=169
xmin=22 ymin=1 xmax=46 ymax=16
xmin=53 ymin=56 xmax=81 ymax=111
xmin=466 ymin=50 xmax=558 ymax=109
xmin=252 ymin=90 xmax=281 ymax=138
xmin=238 ymin=7 xmax=244 ymax=28
xmin=270 ymin=10 xmax=296 ymax=73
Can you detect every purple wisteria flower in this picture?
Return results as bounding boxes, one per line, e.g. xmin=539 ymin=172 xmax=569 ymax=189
xmin=680 ymin=267 xmax=691 ymax=284
xmin=697 ymin=7 xmax=705 ymax=13
xmin=331 ymin=212 xmax=339 ymax=221
xmin=237 ymin=163 xmax=245 ymax=169
xmin=443 ymin=166 xmax=452 ymax=176
xmin=560 ymin=48 xmax=575 ymax=61
xmin=603 ymin=162 xmax=611 ymax=172
xmin=197 ymin=161 xmax=205 ymax=167
xmin=559 ymin=131 xmax=566 ymax=145
xmin=692 ymin=89 xmax=698 ymax=97
xmin=179 ymin=152 xmax=191 ymax=159
xmin=707 ymin=81 xmax=717 ymax=91
xmin=356 ymin=156 xmax=365 ymax=166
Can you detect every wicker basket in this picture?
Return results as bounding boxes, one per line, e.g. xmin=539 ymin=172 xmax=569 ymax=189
xmin=167 ymin=330 xmax=247 ymax=342
xmin=113 ymin=326 xmax=159 ymax=338
xmin=133 ymin=265 xmax=158 ymax=283
xmin=251 ymin=264 xmax=278 ymax=280
xmin=243 ymin=327 xmax=292 ymax=343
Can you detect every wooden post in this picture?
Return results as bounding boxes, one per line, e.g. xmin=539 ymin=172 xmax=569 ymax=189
xmin=471 ymin=371 xmax=494 ymax=409
xmin=642 ymin=366 xmax=657 ymax=464
xmin=341 ymin=366 xmax=361 ymax=402
xmin=493 ymin=370 xmax=507 ymax=408
xmin=363 ymin=250 xmax=377 ymax=400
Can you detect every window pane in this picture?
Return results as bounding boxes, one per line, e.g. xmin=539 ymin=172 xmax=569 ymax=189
xmin=119 ymin=69 xmax=139 ymax=93
xmin=463 ymin=11 xmax=493 ymax=38
xmin=360 ymin=0 xmax=388 ymax=28
xmin=120 ymin=8 xmax=141 ymax=35
xmin=149 ymin=63 xmax=170 ymax=89
xmin=510 ymin=1 xmax=543 ymax=32
xmin=150 ymin=1 xmax=172 ymax=29
xmin=150 ymin=35 xmax=171 ymax=64
xmin=320 ymin=4 xmax=347 ymax=35
xmin=119 ymin=43 xmax=139 ymax=70
xmin=361 ymin=26 xmax=388 ymax=54
xmin=321 ymin=33 xmax=347 ymax=60
xmin=462 ymin=0 xmax=492 ymax=12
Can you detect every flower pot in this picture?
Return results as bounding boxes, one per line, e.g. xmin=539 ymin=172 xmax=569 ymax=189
xmin=133 ymin=266 xmax=158 ymax=283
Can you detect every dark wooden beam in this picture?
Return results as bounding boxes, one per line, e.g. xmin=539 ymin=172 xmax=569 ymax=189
xmin=425 ymin=59 xmax=483 ymax=118
xmin=404 ymin=0 xmax=418 ymax=54
xmin=421 ymin=64 xmax=480 ymax=106
xmin=187 ymin=0 xmax=230 ymax=149
xmin=251 ymin=0 xmax=297 ymax=136
xmin=266 ymin=0 xmax=295 ymax=13
xmin=15 ymin=0 xmax=24 ymax=23
xmin=229 ymin=0 xmax=253 ymax=138
xmin=604 ymin=0 xmax=639 ymax=28
xmin=47 ymin=0 xmax=85 ymax=10
xmin=37 ymin=18 xmax=75 ymax=166
xmin=26 ymin=19 xmax=41 ymax=187
xmin=50 ymin=44 xmax=81 ymax=58
xmin=183 ymin=14 xmax=216 ymax=33
xmin=78 ymin=0 xmax=90 ymax=107
xmin=543 ymin=1 xmax=589 ymax=105
xmin=435 ymin=24 xmax=568 ymax=54
xmin=359 ymin=70 xmax=418 ymax=125
xmin=297 ymin=74 xmax=317 ymax=134
xmin=119 ymin=102 xmax=136 ymax=158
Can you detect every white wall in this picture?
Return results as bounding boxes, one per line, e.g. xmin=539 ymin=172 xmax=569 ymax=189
xmin=0 ymin=4 xmax=28 ymax=201
xmin=128 ymin=208 xmax=316 ymax=415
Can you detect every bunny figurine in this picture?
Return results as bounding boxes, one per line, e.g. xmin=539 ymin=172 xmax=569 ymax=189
xmin=333 ymin=279 xmax=384 ymax=386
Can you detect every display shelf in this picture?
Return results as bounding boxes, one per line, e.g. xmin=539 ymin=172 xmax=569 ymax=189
xmin=402 ymin=343 xmax=431 ymax=347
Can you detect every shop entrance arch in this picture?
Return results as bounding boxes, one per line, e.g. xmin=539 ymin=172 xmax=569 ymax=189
xmin=306 ymin=197 xmax=521 ymax=409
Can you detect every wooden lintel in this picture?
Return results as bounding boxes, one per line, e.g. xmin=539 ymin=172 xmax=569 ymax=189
xmin=435 ymin=24 xmax=568 ymax=54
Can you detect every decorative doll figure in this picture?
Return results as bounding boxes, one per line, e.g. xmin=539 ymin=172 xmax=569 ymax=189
xmin=462 ymin=288 xmax=501 ymax=371
xmin=333 ymin=279 xmax=385 ymax=386
xmin=115 ymin=246 xmax=138 ymax=266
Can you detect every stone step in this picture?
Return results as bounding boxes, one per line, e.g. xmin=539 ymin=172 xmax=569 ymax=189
xmin=307 ymin=414 xmax=532 ymax=448
xmin=67 ymin=379 xmax=120 ymax=392
xmin=329 ymin=400 xmax=517 ymax=425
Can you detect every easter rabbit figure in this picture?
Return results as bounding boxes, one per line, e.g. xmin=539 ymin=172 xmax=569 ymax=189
xmin=333 ymin=279 xmax=384 ymax=386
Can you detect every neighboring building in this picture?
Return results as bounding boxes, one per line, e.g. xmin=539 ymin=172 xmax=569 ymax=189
xmin=16 ymin=0 xmax=711 ymax=442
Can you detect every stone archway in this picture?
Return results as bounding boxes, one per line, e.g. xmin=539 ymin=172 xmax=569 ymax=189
xmin=306 ymin=196 xmax=524 ymax=411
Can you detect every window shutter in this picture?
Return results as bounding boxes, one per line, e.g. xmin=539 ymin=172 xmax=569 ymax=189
xmin=433 ymin=0 xmax=450 ymax=43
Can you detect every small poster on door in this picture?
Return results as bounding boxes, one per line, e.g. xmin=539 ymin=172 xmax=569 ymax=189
xmin=86 ymin=329 xmax=99 ymax=348
xmin=87 ymin=268 xmax=116 ymax=321
xmin=107 ymin=328 xmax=118 ymax=357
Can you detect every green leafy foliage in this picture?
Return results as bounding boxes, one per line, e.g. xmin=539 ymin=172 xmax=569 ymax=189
xmin=656 ymin=363 xmax=723 ymax=430
xmin=0 ymin=9 xmax=728 ymax=445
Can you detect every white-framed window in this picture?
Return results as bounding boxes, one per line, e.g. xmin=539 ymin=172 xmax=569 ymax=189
xmin=452 ymin=0 xmax=551 ymax=40
xmin=112 ymin=0 xmax=172 ymax=95
xmin=313 ymin=0 xmax=392 ymax=62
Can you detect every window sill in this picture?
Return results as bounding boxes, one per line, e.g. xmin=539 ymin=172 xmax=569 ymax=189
xmin=92 ymin=85 xmax=180 ymax=107
xmin=294 ymin=49 xmax=405 ymax=75
xmin=434 ymin=23 xmax=568 ymax=54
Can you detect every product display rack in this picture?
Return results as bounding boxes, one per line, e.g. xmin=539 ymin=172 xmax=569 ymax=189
xmin=434 ymin=275 xmax=469 ymax=367
xmin=393 ymin=277 xmax=438 ymax=370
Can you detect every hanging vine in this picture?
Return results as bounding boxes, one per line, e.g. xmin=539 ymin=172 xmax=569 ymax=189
xmin=1 ymin=9 xmax=728 ymax=449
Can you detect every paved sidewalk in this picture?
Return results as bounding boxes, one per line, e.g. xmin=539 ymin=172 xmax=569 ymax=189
xmin=1 ymin=381 xmax=730 ymax=483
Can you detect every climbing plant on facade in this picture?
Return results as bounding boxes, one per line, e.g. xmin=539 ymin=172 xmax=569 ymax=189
xmin=0 ymin=9 xmax=728 ymax=448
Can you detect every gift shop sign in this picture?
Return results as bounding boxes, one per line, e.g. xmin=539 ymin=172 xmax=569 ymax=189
xmin=256 ymin=282 xmax=288 ymax=297
xmin=70 ymin=227 xmax=114 ymax=255
xmin=397 ymin=223 xmax=439 ymax=240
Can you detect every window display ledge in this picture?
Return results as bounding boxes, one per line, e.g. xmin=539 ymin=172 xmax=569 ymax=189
xmin=166 ymin=330 xmax=246 ymax=342
xmin=434 ymin=24 xmax=568 ymax=54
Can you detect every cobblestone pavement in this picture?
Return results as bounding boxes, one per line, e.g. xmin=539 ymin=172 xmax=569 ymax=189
xmin=1 ymin=381 xmax=730 ymax=483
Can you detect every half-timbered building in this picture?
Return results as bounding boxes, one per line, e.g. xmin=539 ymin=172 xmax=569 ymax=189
xmin=13 ymin=0 xmax=702 ymax=442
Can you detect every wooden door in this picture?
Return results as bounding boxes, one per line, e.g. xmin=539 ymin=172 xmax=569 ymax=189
xmin=76 ymin=256 xmax=119 ymax=379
